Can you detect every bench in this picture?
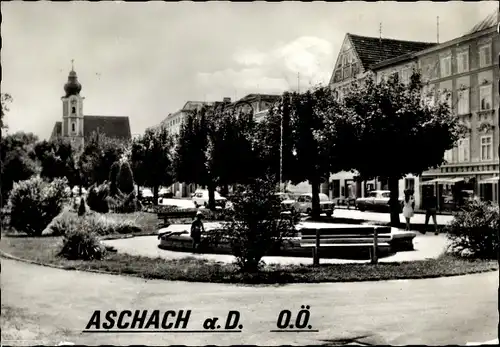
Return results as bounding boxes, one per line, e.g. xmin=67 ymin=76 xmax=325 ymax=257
xmin=157 ymin=210 xmax=197 ymax=227
xmin=299 ymin=225 xmax=392 ymax=265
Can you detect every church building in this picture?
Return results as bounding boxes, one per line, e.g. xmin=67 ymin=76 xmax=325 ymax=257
xmin=50 ymin=63 xmax=132 ymax=148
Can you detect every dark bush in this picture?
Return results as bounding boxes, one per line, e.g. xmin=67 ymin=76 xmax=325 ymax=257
xmin=117 ymin=161 xmax=135 ymax=195
xmin=58 ymin=227 xmax=107 ymax=260
xmin=8 ymin=176 xmax=70 ymax=236
xmin=86 ymin=182 xmax=110 ymax=213
xmin=109 ymin=161 xmax=120 ymax=196
xmin=445 ymin=200 xmax=499 ymax=259
xmin=78 ymin=196 xmax=87 ymax=216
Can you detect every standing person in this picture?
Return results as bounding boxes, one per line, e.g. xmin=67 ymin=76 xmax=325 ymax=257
xmin=423 ymin=190 xmax=438 ymax=235
xmin=402 ymin=189 xmax=415 ymax=231
xmin=191 ymin=211 xmax=205 ymax=253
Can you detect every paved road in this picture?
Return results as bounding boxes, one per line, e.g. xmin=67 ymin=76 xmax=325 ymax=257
xmin=2 ymin=258 xmax=498 ymax=346
xmin=104 ymin=233 xmax=449 ymax=265
xmin=157 ymin=198 xmax=455 ymax=226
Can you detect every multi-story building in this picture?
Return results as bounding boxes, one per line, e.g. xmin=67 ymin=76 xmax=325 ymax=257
xmin=328 ymin=33 xmax=437 ymax=206
xmin=414 ymin=11 xmax=499 ymax=206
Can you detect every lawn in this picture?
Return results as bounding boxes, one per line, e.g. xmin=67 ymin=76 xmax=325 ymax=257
xmin=1 ymin=236 xmax=497 ymax=284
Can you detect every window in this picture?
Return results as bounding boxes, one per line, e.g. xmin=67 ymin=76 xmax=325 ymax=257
xmin=71 ymin=122 xmax=76 ymax=133
xmin=479 ymin=44 xmax=492 ymax=68
xmin=480 ymin=135 xmax=493 ymax=161
xmin=381 ymin=192 xmax=391 ymax=198
xmin=457 ymin=87 xmax=470 ymax=115
xmin=71 ymin=107 xmax=76 ymax=114
xmin=368 ymin=192 xmax=377 ymax=198
xmin=479 ymin=84 xmax=492 ymax=110
xmin=342 ymin=54 xmax=348 ymax=66
xmin=423 ymin=85 xmax=436 ymax=107
xmin=444 ymin=149 xmax=453 ymax=163
xmin=440 ymin=88 xmax=452 ymax=110
xmin=401 ymin=68 xmax=412 ymax=84
xmin=456 ymin=50 xmax=469 ymax=73
xmin=440 ymin=55 xmax=451 ymax=77
xmin=458 ymin=138 xmax=470 ymax=163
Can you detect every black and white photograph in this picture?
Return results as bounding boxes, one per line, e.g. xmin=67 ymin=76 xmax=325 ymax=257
xmin=1 ymin=1 xmax=499 ymax=345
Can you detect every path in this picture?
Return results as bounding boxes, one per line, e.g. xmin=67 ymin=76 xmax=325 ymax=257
xmin=157 ymin=198 xmax=455 ymax=226
xmin=103 ymin=234 xmax=449 ymax=265
xmin=2 ymin=259 xmax=498 ymax=345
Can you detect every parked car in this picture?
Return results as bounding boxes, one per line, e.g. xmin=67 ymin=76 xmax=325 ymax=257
xmin=138 ymin=188 xmax=154 ymax=205
xmin=292 ymin=193 xmax=334 ymax=217
xmin=158 ymin=187 xmax=173 ymax=198
xmin=192 ymin=189 xmax=227 ymax=208
xmin=332 ymin=196 xmax=357 ymax=209
xmin=355 ymin=190 xmax=404 ymax=212
xmin=275 ymin=192 xmax=296 ymax=212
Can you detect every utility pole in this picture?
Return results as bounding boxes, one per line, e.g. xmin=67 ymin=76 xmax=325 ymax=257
xmin=297 ymin=72 xmax=300 ymax=93
xmin=437 ymin=16 xmax=440 ymax=44
xmin=280 ymin=95 xmax=284 ymax=192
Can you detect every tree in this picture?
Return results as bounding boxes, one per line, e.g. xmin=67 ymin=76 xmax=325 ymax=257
xmin=131 ymin=126 xmax=175 ymax=205
xmin=1 ymin=93 xmax=13 ymax=130
xmin=77 ymin=131 xmax=127 ymax=187
xmin=261 ymin=89 xmax=340 ymax=219
xmin=0 ymin=132 xmax=40 ymax=205
xmin=109 ymin=161 xmax=120 ymax=196
xmin=117 ymin=161 xmax=135 ymax=195
xmin=340 ymin=73 xmax=465 ymax=226
xmin=34 ymin=138 xmax=77 ymax=185
xmin=210 ymin=107 xmax=260 ymax=195
xmin=256 ymin=92 xmax=297 ymax=186
xmin=174 ymin=108 xmax=217 ymax=209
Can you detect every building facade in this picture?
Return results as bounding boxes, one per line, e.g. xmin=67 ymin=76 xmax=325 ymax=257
xmin=414 ymin=13 xmax=499 ymax=206
xmin=50 ymin=65 xmax=132 ymax=149
xmin=328 ymin=33 xmax=437 ymax=207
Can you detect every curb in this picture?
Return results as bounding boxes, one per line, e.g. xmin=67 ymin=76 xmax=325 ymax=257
xmin=0 ymin=249 xmax=124 ymax=278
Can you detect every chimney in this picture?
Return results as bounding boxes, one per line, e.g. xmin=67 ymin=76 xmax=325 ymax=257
xmin=223 ymin=97 xmax=231 ymax=103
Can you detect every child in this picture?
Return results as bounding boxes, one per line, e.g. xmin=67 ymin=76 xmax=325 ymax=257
xmin=190 ymin=211 xmax=205 ymax=253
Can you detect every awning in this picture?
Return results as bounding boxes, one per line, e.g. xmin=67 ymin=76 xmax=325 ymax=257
xmin=479 ymin=176 xmax=499 ymax=184
xmin=421 ymin=177 xmax=465 ymax=185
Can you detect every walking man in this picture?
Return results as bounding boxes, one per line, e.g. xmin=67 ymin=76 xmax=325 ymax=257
xmin=423 ymin=190 xmax=438 ymax=235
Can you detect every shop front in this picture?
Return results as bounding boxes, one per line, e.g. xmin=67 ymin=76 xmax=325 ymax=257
xmin=478 ymin=176 xmax=499 ymax=203
xmin=421 ymin=176 xmax=477 ymax=212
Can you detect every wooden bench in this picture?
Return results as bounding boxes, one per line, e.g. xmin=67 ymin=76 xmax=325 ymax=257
xmin=299 ymin=225 xmax=392 ymax=265
xmin=157 ymin=210 xmax=197 ymax=227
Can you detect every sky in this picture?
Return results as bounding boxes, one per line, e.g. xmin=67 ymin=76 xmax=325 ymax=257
xmin=2 ymin=1 xmax=498 ymax=139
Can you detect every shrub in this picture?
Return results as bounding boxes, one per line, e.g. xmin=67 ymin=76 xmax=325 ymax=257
xmin=78 ymin=196 xmax=87 ymax=216
xmin=445 ymin=200 xmax=499 ymax=260
xmin=108 ymin=191 xmax=141 ymax=213
xmin=211 ymin=176 xmax=296 ymax=273
xmin=117 ymin=161 xmax=135 ymax=195
xmin=8 ymin=176 xmax=70 ymax=236
xmin=109 ymin=161 xmax=120 ymax=196
xmin=58 ymin=227 xmax=107 ymax=260
xmin=48 ymin=210 xmax=141 ymax=236
xmin=86 ymin=182 xmax=110 ymax=213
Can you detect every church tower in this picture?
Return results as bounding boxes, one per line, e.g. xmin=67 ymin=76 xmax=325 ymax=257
xmin=61 ymin=60 xmax=85 ymax=149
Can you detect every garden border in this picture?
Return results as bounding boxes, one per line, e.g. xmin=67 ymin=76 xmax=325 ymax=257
xmin=1 ymin=237 xmax=498 ymax=284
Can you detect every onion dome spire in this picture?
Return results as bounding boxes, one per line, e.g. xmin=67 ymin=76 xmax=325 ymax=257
xmin=64 ymin=59 xmax=82 ymax=97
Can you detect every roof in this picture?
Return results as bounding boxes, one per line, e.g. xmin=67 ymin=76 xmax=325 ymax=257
xmin=237 ymin=93 xmax=281 ymax=102
xmin=83 ymin=115 xmax=131 ymax=140
xmin=347 ymin=33 xmax=437 ymax=69
xmin=467 ymin=10 xmax=498 ymax=35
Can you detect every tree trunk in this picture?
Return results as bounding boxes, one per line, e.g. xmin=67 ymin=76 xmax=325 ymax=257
xmin=221 ymin=184 xmax=229 ymax=197
xmin=388 ymin=176 xmax=400 ymax=227
xmin=208 ymin=182 xmax=216 ymax=211
xmin=153 ymin=185 xmax=159 ymax=206
xmin=311 ymin=179 xmax=321 ymax=220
